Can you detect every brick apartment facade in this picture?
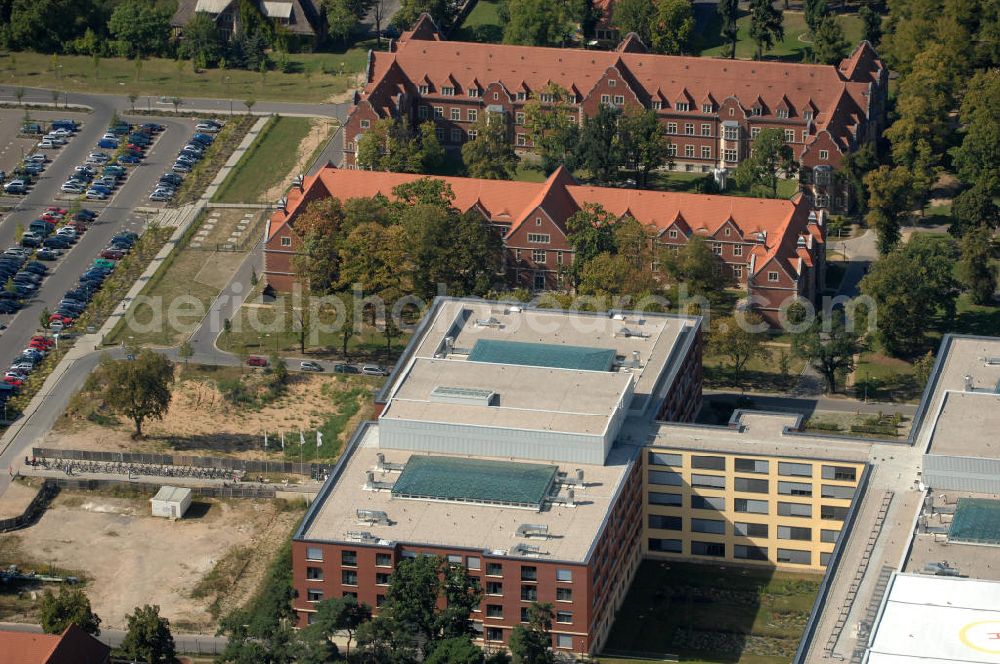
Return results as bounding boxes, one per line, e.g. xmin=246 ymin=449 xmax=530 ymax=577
xmin=292 ymin=455 xmax=644 ymax=654
xmin=265 ymin=167 xmax=825 ymax=325
xmin=341 ymin=14 xmax=887 ymax=213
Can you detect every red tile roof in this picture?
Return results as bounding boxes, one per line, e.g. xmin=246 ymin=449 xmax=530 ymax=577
xmin=0 ymin=625 xmax=109 ymax=664
xmin=269 ymin=167 xmax=819 ymax=278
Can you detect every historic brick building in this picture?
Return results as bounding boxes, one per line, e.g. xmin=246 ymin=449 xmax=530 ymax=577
xmin=264 ymin=167 xmax=825 ymax=325
xmin=342 ymin=14 xmax=887 ymax=213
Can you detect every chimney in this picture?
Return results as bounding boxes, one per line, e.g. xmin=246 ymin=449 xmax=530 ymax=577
xmin=632 ymin=350 xmax=640 ymax=368
xmin=575 ymin=469 xmax=584 ymax=484
xmin=365 ymin=470 xmax=375 ymax=487
xmin=566 ymin=488 xmax=575 ymax=506
xmin=377 ymin=452 xmax=385 ymax=469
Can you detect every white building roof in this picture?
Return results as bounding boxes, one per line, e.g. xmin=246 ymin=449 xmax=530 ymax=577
xmin=195 ymin=0 xmax=232 ymax=13
xmin=151 ymin=486 xmax=192 ymax=503
xmin=263 ymin=1 xmax=293 ymax=18
xmin=866 ymin=573 xmax=1000 ymax=663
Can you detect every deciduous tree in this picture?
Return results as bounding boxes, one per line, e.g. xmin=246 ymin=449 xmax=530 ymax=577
xmin=121 ymin=604 xmax=175 ymax=664
xmin=108 ymin=0 xmax=171 ymax=58
xmin=462 ymin=114 xmax=519 ymax=180
xmin=733 ymin=128 xmax=797 ymax=198
xmin=565 ymin=204 xmax=619 ymax=285
xmin=748 ymin=0 xmax=783 ymax=59
xmin=508 ymin=603 xmax=555 ymax=664
xmin=956 ymin=225 xmax=998 ymax=304
xmin=305 ymin=595 xmax=371 ymax=655
xmin=864 ymin=165 xmax=913 ymax=255
xmin=951 ymin=181 xmax=1000 ymax=236
xmin=812 ymin=15 xmax=848 ymax=64
xmin=650 ymin=0 xmax=695 ymax=54
xmin=39 ymin=588 xmax=101 ymax=636
xmin=619 ymin=107 xmax=672 ymax=187
xmin=614 ymin=0 xmax=655 ymax=44
xmin=523 ymin=84 xmax=579 ymax=174
xmin=503 ymin=0 xmax=575 ymax=46
xmin=179 ymin=13 xmax=224 ymax=66
xmin=95 ymin=349 xmax=175 ymax=438
xmin=426 ymin=637 xmax=483 ymax=664
xmin=860 ymin=5 xmax=882 ymax=45
xmin=577 ymin=104 xmax=626 ymax=184
xmin=709 ymin=313 xmax=771 ymax=384
xmin=717 ymin=0 xmax=740 ymax=58
xmin=664 ymin=235 xmax=735 ymax=299
xmin=792 ymin=310 xmax=867 ymax=393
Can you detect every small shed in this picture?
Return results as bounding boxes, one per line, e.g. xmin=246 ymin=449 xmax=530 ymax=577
xmin=150 ymin=486 xmax=193 ymax=519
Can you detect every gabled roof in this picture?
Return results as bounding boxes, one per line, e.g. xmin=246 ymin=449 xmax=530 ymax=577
xmin=0 ymin=625 xmax=110 ymax=664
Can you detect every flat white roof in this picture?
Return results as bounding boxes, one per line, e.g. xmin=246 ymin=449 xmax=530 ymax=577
xmin=151 ymin=486 xmax=192 ymax=503
xmin=866 ymin=573 xmax=1000 ymax=663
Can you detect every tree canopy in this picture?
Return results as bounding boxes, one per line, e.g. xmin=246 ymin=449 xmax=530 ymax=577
xmin=792 ymin=309 xmax=868 ymax=393
xmin=121 ymin=604 xmax=175 ymax=664
xmin=39 ymin=588 xmax=101 ymax=636
xmin=94 ymin=349 xmax=175 ymax=438
xmin=461 ymin=114 xmax=519 ymax=180
xmin=733 ymin=128 xmax=797 ymax=198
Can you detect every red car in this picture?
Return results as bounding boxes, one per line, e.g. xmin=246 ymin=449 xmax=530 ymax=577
xmin=49 ymin=313 xmax=74 ymax=325
xmin=28 ymin=341 xmax=48 ymax=351
xmin=100 ymin=249 xmax=125 ymax=260
xmin=246 ymin=356 xmax=268 ymax=367
xmin=45 ymin=207 xmax=68 ymax=215
xmin=40 ymin=213 xmax=61 ymax=223
xmin=3 ymin=376 xmax=24 ymax=388
xmin=30 ymin=336 xmax=55 ymax=349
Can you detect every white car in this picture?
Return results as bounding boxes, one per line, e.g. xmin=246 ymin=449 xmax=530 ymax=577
xmin=61 ymin=183 xmax=85 ymax=194
xmin=49 ymin=320 xmax=64 ymax=332
xmin=195 ymin=122 xmax=221 ymax=133
xmin=85 ymin=189 xmax=107 ymax=200
xmin=37 ymin=139 xmax=56 ymax=149
xmin=50 ymin=127 xmax=73 ymax=136
xmin=149 ymin=191 xmax=171 ymax=202
xmin=25 ymin=153 xmax=48 ymax=163
xmin=56 ymin=228 xmax=77 ymax=239
xmin=44 ymin=134 xmax=67 ymax=145
xmin=86 ymin=152 xmax=110 ymax=164
xmin=101 ymin=133 xmax=117 ymax=141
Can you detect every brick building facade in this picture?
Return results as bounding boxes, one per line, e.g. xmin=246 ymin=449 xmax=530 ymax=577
xmin=342 ymin=14 xmax=887 ymax=213
xmin=264 ymin=167 xmax=825 ymax=325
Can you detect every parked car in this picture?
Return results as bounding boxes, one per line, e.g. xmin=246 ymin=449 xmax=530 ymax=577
xmin=100 ymin=249 xmax=125 ymax=260
xmin=195 ymin=122 xmax=221 ymax=133
xmin=85 ymin=189 xmax=108 ymax=200
xmin=35 ymin=249 xmax=58 ymax=261
xmin=61 ymin=183 xmax=84 ymax=194
xmin=300 ymin=361 xmax=323 ymax=372
xmin=118 ymin=154 xmax=141 ymax=165
xmin=171 ymin=162 xmax=192 ymax=173
xmin=26 ymin=153 xmax=48 ymax=164
xmin=361 ymin=364 xmax=389 ymax=376
xmin=333 ymin=364 xmax=360 ymax=374
xmin=98 ymin=138 xmax=119 ymax=150
xmin=149 ymin=191 xmax=171 ymax=202
xmin=247 ymin=356 xmax=268 ymax=367
xmin=4 ymin=180 xmax=27 ymax=194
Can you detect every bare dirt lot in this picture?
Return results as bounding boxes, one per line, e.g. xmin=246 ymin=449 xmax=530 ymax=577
xmin=49 ymin=367 xmax=375 ymax=461
xmin=0 ymin=490 xmax=303 ymax=630
xmin=0 ymin=480 xmax=39 ymax=519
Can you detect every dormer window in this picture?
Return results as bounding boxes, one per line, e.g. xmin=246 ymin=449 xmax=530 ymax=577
xmin=540 ymin=93 xmax=554 ymax=103
xmin=468 ymin=88 xmax=481 ymax=98
xmin=752 ymin=106 xmax=762 ymax=116
xmin=676 ymin=102 xmax=690 ymax=112
xmin=419 ymin=85 xmax=429 ymax=94
xmin=517 ymin=92 xmax=526 ymax=101
xmin=442 ymin=86 xmax=455 ymax=96
xmin=652 ymin=101 xmax=662 ymax=110
xmin=702 ymin=103 xmax=713 ymax=113
xmin=804 ymin=110 xmax=813 ymax=122
xmin=776 ymin=109 xmax=788 ymax=119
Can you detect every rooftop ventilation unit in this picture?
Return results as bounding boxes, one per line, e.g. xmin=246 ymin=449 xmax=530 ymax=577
xmin=516 ymin=524 xmax=550 ymax=539
xmin=964 ymin=375 xmax=974 ymax=391
xmin=357 ymin=509 xmax=391 ymax=525
xmin=364 ymin=470 xmax=395 ymax=491
xmin=475 ymin=317 xmax=502 ymax=328
xmin=559 ymin=469 xmax=585 ymax=486
xmin=429 ymin=385 xmax=496 ymax=406
xmin=617 ymin=327 xmax=650 ymax=339
xmin=986 ymin=357 xmax=1000 ymax=366
xmin=346 ymin=531 xmax=379 ymax=543
xmin=511 ymin=543 xmax=544 ymax=556
xmin=376 ymin=453 xmax=405 ymax=472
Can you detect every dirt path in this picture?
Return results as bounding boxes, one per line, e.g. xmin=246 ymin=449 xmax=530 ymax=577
xmin=263 ymin=118 xmax=337 ymax=202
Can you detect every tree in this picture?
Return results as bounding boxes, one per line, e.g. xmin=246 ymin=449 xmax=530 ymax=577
xmin=508 ymin=603 xmax=555 ymax=664
xmin=503 ymin=0 xmax=574 ymax=46
xmin=565 ymin=204 xmax=619 ymax=285
xmin=812 ymin=15 xmax=848 ymax=64
xmin=913 ymin=350 xmax=935 ymax=387
xmin=748 ymin=0 xmax=784 ymax=59
xmin=577 ymin=104 xmax=626 ymax=184
xmin=620 ymin=108 xmax=671 ymax=187
xmin=614 ymin=0 xmax=655 ymax=44
xmin=393 ymin=0 xmax=450 ymax=30
xmin=178 ymin=340 xmax=194 ymax=364
xmin=95 ymin=349 xmax=175 ymax=438
xmin=839 ymin=143 xmax=878 ymax=215
xmin=39 ymin=588 xmax=101 ymax=636
xmin=462 ymin=114 xmax=519 ymax=180
xmin=39 ymin=307 xmax=51 ymax=330
xmin=733 ymin=128 xmax=797 ymax=198
xmin=269 ymin=351 xmax=289 ymax=385
xmin=171 ymin=97 xmax=183 ymax=113
xmin=859 ymin=5 xmax=882 ymax=45
xmin=860 ymin=234 xmax=959 ymax=356
xmin=108 ymin=0 xmax=171 ymax=58
xmin=357 ymin=119 xmax=443 ymax=174
xmin=305 ymin=595 xmax=372 ymax=655
xmin=664 ymin=235 xmax=735 ymax=299
xmin=293 ymin=198 xmax=348 ymax=293
xmin=650 ymin=0 xmax=695 ymax=54
xmin=792 ymin=310 xmax=867 ymax=393
xmin=578 ymin=252 xmax=657 ymax=297
xmin=324 ymin=0 xmax=359 ymax=44
xmin=180 ymin=12 xmax=224 ymax=66
xmin=864 ymin=166 xmax=913 ymax=255
xmin=5 ymin=0 xmax=100 ymax=53
xmin=426 ymin=636 xmax=483 ymax=664
xmin=804 ymin=0 xmax=827 ymax=34
xmin=523 ymin=84 xmax=580 ymax=174
xmin=121 ymin=605 xmax=175 ymax=663
xmin=709 ymin=313 xmax=771 ymax=384
xmin=956 ymin=225 xmax=997 ymax=304
xmin=382 ymin=555 xmax=444 ymax=643
xmin=717 ymin=0 xmax=739 ymax=58
xmin=951 ymin=182 xmax=1000 ymax=236
xmin=951 ymin=69 xmax=1000 ymax=194
xmin=244 ymin=98 xmax=256 ymax=114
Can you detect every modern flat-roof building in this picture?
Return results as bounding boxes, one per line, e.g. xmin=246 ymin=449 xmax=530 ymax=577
xmin=342 ymin=14 xmax=887 ymax=213
xmin=265 ymin=167 xmax=826 ymax=326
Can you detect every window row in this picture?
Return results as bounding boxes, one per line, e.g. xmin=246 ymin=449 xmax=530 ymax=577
xmin=647 ymin=492 xmax=850 ymax=520
xmin=513 ymin=248 xmax=564 ymax=266
xmin=647 ymin=452 xmax=857 ymax=482
xmin=485 ymin=605 xmax=574 ymax=624
xmin=484 ymin=582 xmax=573 ymax=602
xmin=648 ymin=539 xmax=827 ymax=565
xmin=648 ymin=515 xmax=837 ymax=542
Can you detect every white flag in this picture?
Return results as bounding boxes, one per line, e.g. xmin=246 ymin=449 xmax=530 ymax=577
xmin=316 ymin=431 xmax=323 ymax=448
xmin=299 ymin=430 xmax=305 ymax=446
xmin=281 ymin=432 xmax=285 ymax=450
xmin=264 ymin=431 xmax=268 ymax=449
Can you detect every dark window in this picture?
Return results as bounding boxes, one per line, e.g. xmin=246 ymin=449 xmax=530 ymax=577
xmin=778 ymin=502 xmax=813 ymax=517
xmin=341 ymin=550 xmax=357 ymax=566
xmin=735 ymin=498 xmax=769 ymax=514
xmin=691 ymin=518 xmax=725 ymax=534
xmin=778 ymin=526 xmax=812 ymax=541
xmin=486 ymin=581 xmax=503 ymax=595
xmin=520 ymin=566 xmax=537 ymax=581
xmin=307 ymin=589 xmax=324 ymax=602
xmin=556 ymin=587 xmax=573 ymax=601
xmin=778 ymin=462 xmax=813 ymax=477
xmin=777 ymin=548 xmax=811 ymax=565
xmin=821 ymin=529 xmax=840 ymax=543
xmin=822 ymin=484 xmax=855 ymax=499
xmin=691 ymin=495 xmax=725 ymax=510
xmin=648 ymin=451 xmax=682 ymax=466
xmin=650 ymin=470 xmax=683 ymax=486
xmin=521 ymin=585 xmax=538 ymax=601
xmin=486 ymin=563 xmax=503 ymax=576
xmin=691 ymin=474 xmax=725 ymax=489
xmin=376 ymin=572 xmax=392 ymax=585
xmin=648 ymin=538 xmax=682 ymax=553
xmin=376 ymin=594 xmax=386 ymax=608
xmin=778 ymin=481 xmax=813 ymax=496
xmin=822 ymin=505 xmax=849 ymax=521
xmin=822 ymin=465 xmax=857 ymax=481
xmin=691 ymin=455 xmax=726 ymax=470
xmin=649 ymin=492 xmax=683 ymax=506
xmin=486 ymin=604 xmax=503 ymax=618
xmin=821 ymin=552 xmax=832 ymax=566
xmin=486 ymin=627 xmax=504 ymax=641
xmin=734 ymin=545 xmax=768 ymax=561
xmin=306 ymin=567 xmax=323 ymax=580
xmin=341 ymin=570 xmax=358 ymax=586
xmin=734 ymin=477 xmax=769 ymax=493
xmin=649 ymin=514 xmax=682 ymax=530
xmin=375 ymin=553 xmax=392 ymax=567
xmin=691 ymin=541 xmax=725 ymax=557
xmin=735 ymin=458 xmax=769 ymax=474
xmin=734 ymin=522 xmax=769 ymax=537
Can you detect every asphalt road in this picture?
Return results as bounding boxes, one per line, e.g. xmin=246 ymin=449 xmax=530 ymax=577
xmin=0 ymin=107 xmax=196 ymax=371
xmin=0 ymin=621 xmax=229 ymax=655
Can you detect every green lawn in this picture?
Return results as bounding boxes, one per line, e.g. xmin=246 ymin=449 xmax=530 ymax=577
xmin=0 ymin=48 xmax=369 ymax=103
xmin=213 ymin=116 xmax=317 ymax=203
xmin=602 ymin=560 xmax=820 ymax=663
xmin=704 ymin=344 xmax=804 ymax=393
xmin=698 ymin=9 xmax=864 ymax=61
xmin=452 ymin=0 xmax=504 ymax=42
xmin=652 ymin=171 xmax=800 ymax=199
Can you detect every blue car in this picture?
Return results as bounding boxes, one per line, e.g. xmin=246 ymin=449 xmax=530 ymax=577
xmin=118 ymin=154 xmax=141 ymax=164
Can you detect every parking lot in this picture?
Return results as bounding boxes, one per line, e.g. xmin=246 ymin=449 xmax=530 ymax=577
xmin=0 ymin=109 xmax=86 ymax=176
xmin=0 ymin=109 xmax=199 ymax=374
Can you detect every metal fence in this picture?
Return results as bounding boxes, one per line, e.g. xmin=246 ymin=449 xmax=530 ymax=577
xmin=32 ymin=447 xmax=331 ymax=478
xmin=0 ymin=481 xmax=58 ymax=533
xmin=47 ymin=477 xmax=276 ymax=499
